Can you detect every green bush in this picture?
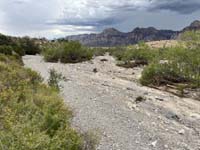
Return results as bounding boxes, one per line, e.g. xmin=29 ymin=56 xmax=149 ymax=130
xmin=43 ymin=41 xmax=93 ymax=63
xmin=180 ymin=30 xmax=200 ymax=49
xmin=20 ymin=37 xmax=41 ymax=55
xmin=0 ymin=45 xmax=13 ymax=55
xmin=43 ymin=43 xmax=62 ymax=62
xmin=0 ymin=54 xmax=83 ymax=149
xmin=0 ymin=34 xmax=41 ymax=56
xmin=140 ymin=51 xmax=200 ymax=87
xmin=109 ymin=47 xmax=126 ymax=61
xmin=140 ymin=31 xmax=200 ymax=88
xmin=90 ymin=47 xmax=108 ymax=56
xmin=60 ymin=42 xmax=92 ymax=63
xmin=48 ymin=69 xmax=66 ymax=91
xmin=0 ymin=33 xmax=12 ymax=45
xmin=140 ymin=63 xmax=189 ymax=86
xmin=123 ymin=42 xmax=159 ymax=63
xmin=110 ymin=43 xmax=160 ymax=68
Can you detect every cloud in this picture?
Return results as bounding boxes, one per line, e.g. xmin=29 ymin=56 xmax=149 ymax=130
xmin=48 ymin=17 xmax=123 ymax=28
xmin=0 ymin=0 xmax=199 ymax=38
xmin=13 ymin=0 xmax=31 ymax=4
xmin=150 ymin=0 xmax=200 ymax=14
xmin=48 ymin=0 xmax=200 ymax=29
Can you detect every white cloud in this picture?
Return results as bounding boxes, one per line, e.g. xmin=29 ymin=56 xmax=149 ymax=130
xmin=0 ymin=0 xmax=199 ymax=38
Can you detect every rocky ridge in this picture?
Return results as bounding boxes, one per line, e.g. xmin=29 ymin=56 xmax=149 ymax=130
xmin=65 ymin=20 xmax=200 ymax=47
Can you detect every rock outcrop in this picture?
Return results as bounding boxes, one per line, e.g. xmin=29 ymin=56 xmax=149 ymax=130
xmin=66 ymin=27 xmax=178 ymax=47
xmin=65 ymin=20 xmax=200 ymax=47
xmin=182 ymin=20 xmax=200 ymax=32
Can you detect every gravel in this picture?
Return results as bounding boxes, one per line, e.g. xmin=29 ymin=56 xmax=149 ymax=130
xmin=23 ymin=55 xmax=200 ymax=150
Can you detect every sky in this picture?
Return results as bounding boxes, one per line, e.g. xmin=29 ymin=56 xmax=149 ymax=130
xmin=0 ymin=0 xmax=200 ymax=39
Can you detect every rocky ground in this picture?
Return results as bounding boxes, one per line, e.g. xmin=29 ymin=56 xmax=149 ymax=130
xmin=23 ymin=55 xmax=200 ymax=150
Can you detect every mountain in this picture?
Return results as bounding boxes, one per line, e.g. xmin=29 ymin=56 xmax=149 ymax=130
xmin=66 ymin=27 xmax=178 ymax=47
xmin=126 ymin=27 xmax=177 ymax=44
xmin=65 ymin=20 xmax=199 ymax=47
xmin=182 ymin=20 xmax=200 ymax=32
xmin=66 ymin=28 xmax=127 ymax=47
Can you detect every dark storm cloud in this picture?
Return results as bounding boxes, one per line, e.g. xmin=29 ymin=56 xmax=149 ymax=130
xmin=55 ymin=0 xmax=200 ymax=29
xmin=151 ymin=0 xmax=200 ymax=14
xmin=47 ymin=17 xmax=123 ymax=28
xmin=0 ymin=0 xmax=200 ymax=38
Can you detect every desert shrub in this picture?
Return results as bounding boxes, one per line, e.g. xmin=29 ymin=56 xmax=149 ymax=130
xmin=0 ymin=34 xmax=42 ymax=56
xmin=43 ymin=41 xmax=93 ymax=63
xmin=42 ymin=42 xmax=63 ymax=62
xmin=109 ymin=47 xmax=126 ymax=61
xmin=0 ymin=33 xmax=12 ymax=45
xmin=91 ymin=47 xmax=108 ymax=56
xmin=0 ymin=53 xmax=23 ymax=65
xmin=111 ymin=42 xmax=160 ymax=68
xmin=82 ymin=131 xmax=100 ymax=150
xmin=0 ymin=45 xmax=13 ymax=55
xmin=48 ymin=69 xmax=66 ymax=91
xmin=60 ymin=41 xmax=92 ymax=63
xmin=180 ymin=30 xmax=200 ymax=49
xmin=140 ymin=31 xmax=200 ymax=88
xmin=0 ymin=54 xmax=84 ymax=150
xmin=19 ymin=37 xmax=41 ymax=55
xmin=123 ymin=42 xmax=159 ymax=63
xmin=140 ymin=63 xmax=189 ymax=86
xmin=43 ymin=48 xmax=61 ymax=62
xmin=140 ymin=46 xmax=200 ymax=87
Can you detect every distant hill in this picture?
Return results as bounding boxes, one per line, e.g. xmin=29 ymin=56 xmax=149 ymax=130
xmin=182 ymin=20 xmax=200 ymax=32
xmin=65 ymin=20 xmax=200 ymax=47
xmin=66 ymin=27 xmax=178 ymax=47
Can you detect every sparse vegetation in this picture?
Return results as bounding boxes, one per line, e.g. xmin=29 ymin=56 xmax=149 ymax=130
xmin=97 ymin=31 xmax=200 ymax=90
xmin=107 ymin=42 xmax=160 ymax=68
xmin=82 ymin=131 xmax=100 ymax=150
xmin=140 ymin=31 xmax=200 ymax=88
xmin=0 ymin=54 xmax=85 ymax=149
xmin=0 ymin=34 xmax=41 ymax=56
xmin=43 ymin=41 xmax=93 ymax=63
xmin=48 ymin=69 xmax=66 ymax=91
xmin=20 ymin=37 xmax=41 ymax=55
xmin=0 ymin=32 xmax=100 ymax=150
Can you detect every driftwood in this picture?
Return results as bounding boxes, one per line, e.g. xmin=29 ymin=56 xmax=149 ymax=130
xmin=117 ymin=60 xmax=148 ymax=68
xmin=149 ymin=84 xmax=200 ymax=100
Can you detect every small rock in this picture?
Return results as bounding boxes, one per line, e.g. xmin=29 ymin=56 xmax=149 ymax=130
xmin=135 ymin=96 xmax=146 ymax=104
xmin=127 ymin=102 xmax=137 ymax=110
xmin=178 ymin=129 xmax=185 ymax=135
xmin=100 ymin=58 xmax=108 ymax=62
xmin=156 ymin=97 xmax=164 ymax=101
xmin=127 ymin=87 xmax=134 ymax=91
xmin=93 ymin=68 xmax=98 ymax=73
xmin=166 ymin=111 xmax=180 ymax=121
xmin=151 ymin=140 xmax=157 ymax=147
xmin=164 ymin=145 xmax=168 ymax=149
xmin=190 ymin=113 xmax=200 ymax=119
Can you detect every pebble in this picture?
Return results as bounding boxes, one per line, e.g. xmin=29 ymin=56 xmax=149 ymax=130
xmin=151 ymin=140 xmax=157 ymax=147
xmin=178 ymin=129 xmax=185 ymax=135
xmin=164 ymin=145 xmax=169 ymax=149
xmin=156 ymin=97 xmax=164 ymax=101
